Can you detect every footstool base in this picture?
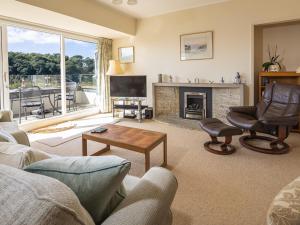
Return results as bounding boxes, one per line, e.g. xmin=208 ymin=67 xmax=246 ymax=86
xmin=204 ymin=136 xmax=236 ymax=155
xmin=199 ymin=118 xmax=243 ymax=155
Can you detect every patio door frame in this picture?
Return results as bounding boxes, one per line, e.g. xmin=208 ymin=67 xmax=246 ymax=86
xmin=0 ymin=18 xmax=100 ymax=124
xmin=0 ymin=23 xmax=10 ymax=110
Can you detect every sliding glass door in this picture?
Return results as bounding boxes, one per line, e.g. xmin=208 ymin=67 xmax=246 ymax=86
xmin=7 ymin=26 xmax=61 ymax=122
xmin=0 ymin=21 xmax=100 ymax=123
xmin=64 ymin=38 xmax=97 ymax=113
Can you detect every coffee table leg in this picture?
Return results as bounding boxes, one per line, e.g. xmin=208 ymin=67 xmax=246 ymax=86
xmin=162 ymin=137 xmax=167 ymax=167
xmin=82 ymin=138 xmax=87 ymax=156
xmin=91 ymin=145 xmax=111 ymax=156
xmin=145 ymin=151 xmax=150 ymax=172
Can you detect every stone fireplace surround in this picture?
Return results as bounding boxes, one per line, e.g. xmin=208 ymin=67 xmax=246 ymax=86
xmin=153 ymin=83 xmax=245 ymax=123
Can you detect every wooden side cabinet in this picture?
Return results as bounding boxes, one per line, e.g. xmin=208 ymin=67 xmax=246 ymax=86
xmin=258 ymin=71 xmax=300 ymax=132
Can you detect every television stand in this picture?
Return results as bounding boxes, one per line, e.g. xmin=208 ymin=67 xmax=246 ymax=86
xmin=112 ymin=98 xmax=148 ymax=122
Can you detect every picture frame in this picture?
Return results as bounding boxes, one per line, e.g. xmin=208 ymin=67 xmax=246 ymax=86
xmin=180 ymin=31 xmax=213 ymax=61
xmin=118 ymin=46 xmax=135 ymax=63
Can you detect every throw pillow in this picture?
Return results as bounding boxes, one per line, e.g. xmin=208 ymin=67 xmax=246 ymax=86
xmin=0 ymin=164 xmax=95 ymax=225
xmin=0 ymin=128 xmax=18 ymax=143
xmin=25 ymin=156 xmax=131 ymax=224
xmin=267 ymin=176 xmax=300 ymax=225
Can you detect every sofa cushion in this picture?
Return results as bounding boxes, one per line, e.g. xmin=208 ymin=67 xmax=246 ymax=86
xmin=267 ymin=176 xmax=300 ymax=225
xmin=0 ymin=142 xmax=51 ymax=169
xmin=0 ymin=164 xmax=95 ymax=225
xmin=25 ymin=156 xmax=131 ymax=224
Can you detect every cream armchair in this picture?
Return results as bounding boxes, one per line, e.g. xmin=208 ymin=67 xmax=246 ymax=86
xmin=0 ymin=110 xmax=30 ymax=146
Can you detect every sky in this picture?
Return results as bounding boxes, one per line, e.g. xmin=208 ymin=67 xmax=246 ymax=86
xmin=7 ymin=26 xmax=97 ymax=58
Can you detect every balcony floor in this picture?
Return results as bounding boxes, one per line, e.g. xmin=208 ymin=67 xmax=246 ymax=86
xmin=13 ymin=103 xmax=97 ymax=123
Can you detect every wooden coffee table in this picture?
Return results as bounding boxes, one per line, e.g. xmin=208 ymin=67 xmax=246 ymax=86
xmin=82 ymin=124 xmax=167 ymax=172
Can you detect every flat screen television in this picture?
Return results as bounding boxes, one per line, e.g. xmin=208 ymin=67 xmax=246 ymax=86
xmin=110 ymin=75 xmax=147 ymax=98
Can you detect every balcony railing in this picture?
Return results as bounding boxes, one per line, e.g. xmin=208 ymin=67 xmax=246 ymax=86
xmin=9 ymin=74 xmax=97 ymax=90
xmin=9 ymin=74 xmax=98 ymax=122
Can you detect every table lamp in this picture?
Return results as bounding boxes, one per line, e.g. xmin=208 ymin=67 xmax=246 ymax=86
xmin=106 ymin=60 xmax=124 ymax=75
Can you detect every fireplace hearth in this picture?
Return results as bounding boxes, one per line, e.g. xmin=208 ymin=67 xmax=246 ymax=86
xmin=184 ymin=92 xmax=206 ymax=120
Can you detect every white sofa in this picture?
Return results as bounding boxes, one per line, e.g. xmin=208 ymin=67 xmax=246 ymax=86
xmin=0 ymin=110 xmax=30 ymax=146
xmin=0 ymin=142 xmax=178 ymax=225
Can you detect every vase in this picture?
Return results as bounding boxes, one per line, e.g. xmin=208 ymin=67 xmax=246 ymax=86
xmin=268 ymin=65 xmax=280 ymax=72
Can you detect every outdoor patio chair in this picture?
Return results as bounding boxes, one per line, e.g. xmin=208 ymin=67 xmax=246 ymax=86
xmin=19 ymin=86 xmax=45 ymax=123
xmin=54 ymin=82 xmax=77 ymax=112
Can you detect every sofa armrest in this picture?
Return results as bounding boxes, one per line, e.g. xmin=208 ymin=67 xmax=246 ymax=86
xmin=229 ymin=106 xmax=257 ymax=116
xmin=102 ymin=167 xmax=178 ymax=225
xmin=11 ymin=130 xmax=30 ymax=146
xmin=0 ymin=110 xmax=13 ymax=122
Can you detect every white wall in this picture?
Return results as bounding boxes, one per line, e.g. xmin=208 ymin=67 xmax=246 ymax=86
xmin=262 ymin=23 xmax=300 ymax=71
xmin=113 ymin=0 xmax=300 ymax=106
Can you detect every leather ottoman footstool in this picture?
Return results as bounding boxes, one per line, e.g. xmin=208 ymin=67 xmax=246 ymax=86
xmin=199 ymin=118 xmax=243 ymax=155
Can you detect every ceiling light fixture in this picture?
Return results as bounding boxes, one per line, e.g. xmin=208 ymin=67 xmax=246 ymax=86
xmin=112 ymin=0 xmax=138 ymax=5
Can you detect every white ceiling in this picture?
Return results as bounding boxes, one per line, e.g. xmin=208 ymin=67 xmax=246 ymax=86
xmin=97 ymin=0 xmax=230 ymax=18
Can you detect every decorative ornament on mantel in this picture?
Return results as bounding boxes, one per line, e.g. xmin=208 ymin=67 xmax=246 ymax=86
xmin=262 ymin=45 xmax=281 ymax=72
xmin=112 ymin=0 xmax=137 ymax=5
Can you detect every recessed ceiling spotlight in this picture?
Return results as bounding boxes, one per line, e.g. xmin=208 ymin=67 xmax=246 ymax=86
xmin=112 ymin=0 xmax=137 ymax=5
xmin=127 ymin=0 xmax=137 ymax=5
xmin=112 ymin=0 xmax=123 ymax=4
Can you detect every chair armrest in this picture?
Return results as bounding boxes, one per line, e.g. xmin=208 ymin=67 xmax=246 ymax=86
xmin=11 ymin=130 xmax=30 ymax=146
xmin=0 ymin=111 xmax=13 ymax=122
xmin=259 ymin=116 xmax=299 ymax=127
xmin=229 ymin=106 xmax=257 ymax=116
xmin=102 ymin=167 xmax=178 ymax=225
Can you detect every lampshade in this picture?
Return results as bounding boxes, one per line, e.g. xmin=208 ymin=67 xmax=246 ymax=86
xmin=297 ymin=66 xmax=300 ymax=73
xmin=106 ymin=60 xmax=123 ymax=75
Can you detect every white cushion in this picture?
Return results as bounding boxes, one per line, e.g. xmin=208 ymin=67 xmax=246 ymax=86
xmin=0 ymin=142 xmax=52 ymax=168
xmin=0 ymin=128 xmax=17 ymax=143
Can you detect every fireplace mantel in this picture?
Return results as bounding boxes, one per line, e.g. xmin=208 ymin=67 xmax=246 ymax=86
xmin=153 ymin=82 xmax=245 ymax=89
xmin=152 ymin=82 xmax=245 ymax=123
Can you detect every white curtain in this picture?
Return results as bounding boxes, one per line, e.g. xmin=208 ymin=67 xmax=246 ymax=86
xmin=97 ymin=38 xmax=112 ymax=113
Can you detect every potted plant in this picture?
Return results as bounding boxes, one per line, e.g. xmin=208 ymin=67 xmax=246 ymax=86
xmin=262 ymin=45 xmax=281 ymax=72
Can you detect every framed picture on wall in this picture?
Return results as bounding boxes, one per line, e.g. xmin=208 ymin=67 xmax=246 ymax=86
xmin=118 ymin=46 xmax=135 ymax=63
xmin=180 ymin=31 xmax=213 ymax=61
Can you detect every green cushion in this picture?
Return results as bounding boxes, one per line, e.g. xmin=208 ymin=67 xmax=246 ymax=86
xmin=24 ymin=156 xmax=131 ymax=224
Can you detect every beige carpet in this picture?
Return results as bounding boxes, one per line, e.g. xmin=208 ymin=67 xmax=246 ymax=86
xmin=30 ymin=119 xmax=300 ymax=225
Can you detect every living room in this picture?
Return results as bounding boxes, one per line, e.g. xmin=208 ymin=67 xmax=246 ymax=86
xmin=1 ymin=0 xmax=300 ymax=225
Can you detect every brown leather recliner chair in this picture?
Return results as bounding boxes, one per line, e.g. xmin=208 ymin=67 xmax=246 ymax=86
xmin=227 ymin=83 xmax=300 ymax=154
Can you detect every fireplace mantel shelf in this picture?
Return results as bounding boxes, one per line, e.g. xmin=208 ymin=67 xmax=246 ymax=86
xmin=153 ymin=83 xmax=244 ymax=88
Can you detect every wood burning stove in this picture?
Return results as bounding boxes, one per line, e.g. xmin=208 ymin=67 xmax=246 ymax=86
xmin=184 ymin=92 xmax=206 ymax=120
